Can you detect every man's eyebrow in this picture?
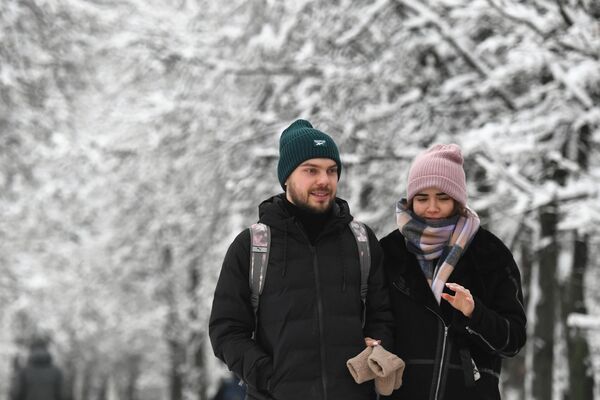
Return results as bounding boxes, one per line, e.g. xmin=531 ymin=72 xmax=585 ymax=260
xmin=299 ymin=162 xmax=337 ymax=169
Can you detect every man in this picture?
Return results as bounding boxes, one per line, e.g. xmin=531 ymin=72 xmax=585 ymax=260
xmin=10 ymin=337 xmax=66 ymax=400
xmin=209 ymin=119 xmax=393 ymax=400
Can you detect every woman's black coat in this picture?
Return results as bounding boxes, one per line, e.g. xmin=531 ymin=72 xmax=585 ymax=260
xmin=380 ymin=227 xmax=526 ymax=400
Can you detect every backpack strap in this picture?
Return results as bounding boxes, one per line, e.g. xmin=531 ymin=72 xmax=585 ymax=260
xmin=349 ymin=220 xmax=371 ymax=327
xmin=249 ymin=223 xmax=271 ymax=330
xmin=249 ymin=221 xmax=371 ymax=329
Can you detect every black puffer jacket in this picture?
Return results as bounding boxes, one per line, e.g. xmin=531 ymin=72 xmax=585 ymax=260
xmin=380 ymin=227 xmax=526 ymax=400
xmin=210 ymin=194 xmax=393 ymax=400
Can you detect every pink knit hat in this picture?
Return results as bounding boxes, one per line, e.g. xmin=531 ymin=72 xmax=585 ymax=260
xmin=407 ymin=143 xmax=467 ymax=206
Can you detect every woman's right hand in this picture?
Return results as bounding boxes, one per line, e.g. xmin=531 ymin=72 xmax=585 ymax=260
xmin=442 ymin=282 xmax=475 ymax=318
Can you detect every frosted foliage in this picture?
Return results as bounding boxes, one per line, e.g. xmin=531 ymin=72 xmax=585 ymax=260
xmin=1 ymin=0 xmax=600 ymax=399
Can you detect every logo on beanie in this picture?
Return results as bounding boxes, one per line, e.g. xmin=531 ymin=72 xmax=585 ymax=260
xmin=314 ymin=140 xmax=326 ymax=147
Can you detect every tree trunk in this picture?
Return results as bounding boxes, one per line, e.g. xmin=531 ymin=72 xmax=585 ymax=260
xmin=502 ymin=231 xmax=532 ymax=398
xmin=78 ymin=361 xmax=93 ymax=400
xmin=558 ymin=120 xmax=594 ymax=400
xmin=185 ymin=259 xmax=208 ymax=400
xmin=561 ymin=234 xmax=594 ymax=400
xmin=168 ymin=339 xmax=185 ymax=400
xmin=97 ymin=374 xmax=109 ymax=400
xmin=160 ymin=245 xmax=185 ymax=400
xmin=531 ymin=202 xmax=558 ymax=400
xmin=123 ymin=354 xmax=142 ymax=400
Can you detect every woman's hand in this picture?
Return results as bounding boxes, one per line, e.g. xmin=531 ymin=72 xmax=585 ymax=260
xmin=441 ymin=282 xmax=474 ymax=318
xmin=364 ymin=337 xmax=381 ymax=347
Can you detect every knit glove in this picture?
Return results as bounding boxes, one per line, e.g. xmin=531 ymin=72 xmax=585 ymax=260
xmin=346 ymin=347 xmax=377 ymax=384
xmin=368 ymin=346 xmax=406 ymax=395
xmin=394 ymin=364 xmax=404 ymax=390
xmin=373 ymin=367 xmax=404 ymax=396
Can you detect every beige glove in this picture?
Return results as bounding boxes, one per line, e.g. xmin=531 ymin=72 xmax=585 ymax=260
xmin=346 ymin=347 xmax=377 ymax=384
xmin=368 ymin=346 xmax=406 ymax=395
xmin=347 ymin=345 xmax=405 ymax=395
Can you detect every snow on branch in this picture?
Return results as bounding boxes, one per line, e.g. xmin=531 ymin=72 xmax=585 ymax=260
xmin=396 ymin=1 xmax=492 ymax=76
xmin=475 ymin=150 xmax=597 ymax=204
xmin=247 ymin=1 xmax=313 ymax=54
xmin=200 ymin=58 xmax=324 ymax=78
xmin=335 ymin=0 xmax=392 ymax=46
xmin=554 ymin=0 xmax=575 ymax=26
xmin=228 ymin=64 xmax=323 ymax=77
xmin=359 ymin=88 xmax=423 ymax=123
xmin=473 ymin=153 xmax=536 ymax=196
xmin=253 ymin=147 xmax=278 ymax=159
xmin=253 ymin=147 xmax=416 ymax=165
xmin=548 ymin=61 xmax=595 ymax=109
xmin=567 ymin=313 xmax=600 ymax=330
xmin=486 ymin=0 xmax=547 ymax=37
xmin=393 ymin=0 xmax=517 ymax=110
xmin=486 ymin=0 xmax=599 ymax=60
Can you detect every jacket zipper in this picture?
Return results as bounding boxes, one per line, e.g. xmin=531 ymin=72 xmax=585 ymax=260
xmin=435 ymin=326 xmax=448 ymax=400
xmin=393 ymin=281 xmax=450 ymax=399
xmin=296 ymin=220 xmax=331 ymax=400
xmin=425 ymin=305 xmax=448 ymax=400
xmin=465 ymin=324 xmax=511 ymax=355
xmin=310 ymin=247 xmax=328 ymax=400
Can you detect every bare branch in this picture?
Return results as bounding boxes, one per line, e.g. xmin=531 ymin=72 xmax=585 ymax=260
xmin=555 ymin=0 xmax=574 ymax=26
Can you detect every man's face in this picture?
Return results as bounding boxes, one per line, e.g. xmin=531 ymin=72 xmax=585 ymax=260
xmin=285 ymin=158 xmax=338 ymax=213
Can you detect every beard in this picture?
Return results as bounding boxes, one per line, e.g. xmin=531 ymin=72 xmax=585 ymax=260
xmin=286 ymin=183 xmax=335 ymax=214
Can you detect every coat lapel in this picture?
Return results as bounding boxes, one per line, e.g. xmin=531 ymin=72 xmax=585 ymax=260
xmin=402 ymin=255 xmax=442 ymax=312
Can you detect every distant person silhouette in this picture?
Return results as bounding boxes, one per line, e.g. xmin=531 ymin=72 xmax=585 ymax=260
xmin=10 ymin=338 xmax=65 ymax=400
xmin=212 ymin=375 xmax=246 ymax=400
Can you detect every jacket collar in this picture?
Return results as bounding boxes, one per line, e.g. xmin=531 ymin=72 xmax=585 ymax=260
xmin=257 ymin=193 xmax=353 ymax=242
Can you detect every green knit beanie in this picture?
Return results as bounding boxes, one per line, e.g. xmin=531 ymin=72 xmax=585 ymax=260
xmin=277 ymin=119 xmax=342 ymax=189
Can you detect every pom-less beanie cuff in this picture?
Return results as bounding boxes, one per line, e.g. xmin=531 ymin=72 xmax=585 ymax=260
xmin=277 ymin=119 xmax=342 ymax=189
xmin=407 ymin=175 xmax=467 ymax=207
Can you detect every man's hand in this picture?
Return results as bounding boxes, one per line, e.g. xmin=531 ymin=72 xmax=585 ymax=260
xmin=441 ymin=282 xmax=474 ymax=318
xmin=364 ymin=337 xmax=381 ymax=347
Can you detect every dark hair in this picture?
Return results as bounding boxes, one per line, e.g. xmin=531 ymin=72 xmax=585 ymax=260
xmin=454 ymin=202 xmax=468 ymax=217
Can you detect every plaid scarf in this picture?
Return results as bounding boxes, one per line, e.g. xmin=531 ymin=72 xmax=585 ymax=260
xmin=396 ymin=199 xmax=480 ymax=303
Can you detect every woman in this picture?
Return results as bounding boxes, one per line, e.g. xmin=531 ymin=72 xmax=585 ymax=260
xmin=380 ymin=144 xmax=526 ymax=400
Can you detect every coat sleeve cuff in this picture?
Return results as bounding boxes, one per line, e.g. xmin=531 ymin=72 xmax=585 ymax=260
xmin=256 ymin=358 xmax=274 ymax=392
xmin=466 ymin=296 xmax=485 ymax=329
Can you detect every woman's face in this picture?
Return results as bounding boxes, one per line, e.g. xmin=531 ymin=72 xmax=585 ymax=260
xmin=411 ymin=188 xmax=456 ymax=219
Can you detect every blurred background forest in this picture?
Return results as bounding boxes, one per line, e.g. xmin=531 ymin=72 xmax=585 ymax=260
xmin=1 ymin=0 xmax=599 ymax=399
